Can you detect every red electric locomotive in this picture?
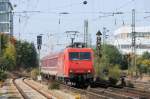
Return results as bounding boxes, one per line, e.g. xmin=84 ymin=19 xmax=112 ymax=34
xmin=41 ymin=44 xmax=94 ymax=86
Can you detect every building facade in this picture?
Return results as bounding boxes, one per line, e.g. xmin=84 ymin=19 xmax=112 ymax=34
xmin=0 ymin=0 xmax=13 ymax=35
xmin=113 ymin=26 xmax=150 ymax=55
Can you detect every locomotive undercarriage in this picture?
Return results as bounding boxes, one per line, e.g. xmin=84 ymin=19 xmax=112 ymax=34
xmin=41 ymin=73 xmax=94 ymax=88
xmin=66 ymin=73 xmax=94 ymax=87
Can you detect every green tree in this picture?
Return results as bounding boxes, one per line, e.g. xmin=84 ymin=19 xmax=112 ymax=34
xmin=15 ymin=41 xmax=38 ymax=69
xmin=142 ymin=51 xmax=150 ymax=59
xmin=94 ymin=44 xmax=123 ymax=80
xmin=0 ymin=33 xmax=38 ymax=81
xmin=0 ymin=33 xmax=9 ymax=56
xmin=3 ymin=42 xmax=16 ymax=70
xmin=0 ymin=33 xmax=16 ymax=71
xmin=121 ymin=54 xmax=130 ymax=70
xmin=102 ymin=44 xmax=123 ymax=65
xmin=136 ymin=52 xmax=150 ymax=74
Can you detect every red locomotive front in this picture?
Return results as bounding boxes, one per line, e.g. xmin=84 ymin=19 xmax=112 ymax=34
xmin=63 ymin=48 xmax=94 ymax=84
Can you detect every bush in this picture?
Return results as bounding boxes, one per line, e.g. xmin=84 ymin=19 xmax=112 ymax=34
xmin=30 ymin=68 xmax=39 ymax=80
xmin=108 ymin=77 xmax=118 ymax=85
xmin=126 ymin=81 xmax=134 ymax=88
xmin=107 ymin=65 xmax=121 ymax=85
xmin=0 ymin=70 xmax=7 ymax=81
xmin=48 ymin=81 xmax=60 ymax=90
xmin=109 ymin=65 xmax=121 ymax=79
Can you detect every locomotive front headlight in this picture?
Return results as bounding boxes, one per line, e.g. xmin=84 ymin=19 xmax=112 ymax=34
xmin=70 ymin=70 xmax=73 ymax=73
xmin=88 ymin=70 xmax=91 ymax=73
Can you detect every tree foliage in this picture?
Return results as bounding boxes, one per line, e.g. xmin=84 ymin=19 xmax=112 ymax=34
xmin=0 ymin=33 xmax=9 ymax=54
xmin=142 ymin=51 xmax=150 ymax=59
xmin=0 ymin=70 xmax=7 ymax=81
xmin=15 ymin=41 xmax=38 ymax=69
xmin=102 ymin=45 xmax=122 ymax=65
xmin=0 ymin=34 xmax=16 ymax=71
xmin=136 ymin=51 xmax=150 ymax=74
xmin=94 ymin=44 xmax=123 ymax=80
xmin=0 ymin=33 xmax=38 ymax=72
xmin=3 ymin=42 xmax=16 ymax=70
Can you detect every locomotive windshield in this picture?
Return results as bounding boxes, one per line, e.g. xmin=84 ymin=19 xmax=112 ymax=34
xmin=69 ymin=52 xmax=91 ymax=60
xmin=80 ymin=52 xmax=91 ymax=60
xmin=69 ymin=52 xmax=79 ymax=60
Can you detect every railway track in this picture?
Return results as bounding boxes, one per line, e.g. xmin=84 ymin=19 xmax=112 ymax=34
xmin=41 ymin=78 xmax=112 ymax=99
xmin=58 ymin=82 xmax=111 ymax=99
xmin=59 ymin=82 xmax=150 ymax=99
xmin=21 ymin=77 xmax=150 ymax=99
xmin=107 ymin=87 xmax=150 ymax=99
xmin=41 ymin=77 xmax=149 ymax=99
xmin=88 ymin=88 xmax=131 ymax=99
xmin=13 ymin=78 xmax=53 ymax=99
xmin=133 ymin=81 xmax=150 ymax=92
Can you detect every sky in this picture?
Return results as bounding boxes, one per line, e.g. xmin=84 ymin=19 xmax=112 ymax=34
xmin=9 ymin=0 xmax=150 ymax=57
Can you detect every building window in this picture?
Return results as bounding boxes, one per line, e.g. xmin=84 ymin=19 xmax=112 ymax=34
xmin=120 ymin=44 xmax=150 ymax=49
xmin=0 ymin=3 xmax=7 ymax=11
xmin=121 ymin=44 xmax=131 ymax=49
xmin=138 ymin=44 xmax=150 ymax=49
xmin=0 ymin=13 xmax=9 ymax=22
xmin=0 ymin=23 xmax=9 ymax=32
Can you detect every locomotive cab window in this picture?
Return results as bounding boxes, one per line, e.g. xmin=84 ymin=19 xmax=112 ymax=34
xmin=69 ymin=52 xmax=91 ymax=60
xmin=69 ymin=52 xmax=79 ymax=60
xmin=80 ymin=52 xmax=91 ymax=60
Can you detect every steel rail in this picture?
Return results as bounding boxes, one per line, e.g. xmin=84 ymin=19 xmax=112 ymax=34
xmin=23 ymin=78 xmax=53 ymax=99
xmin=13 ymin=78 xmax=29 ymax=99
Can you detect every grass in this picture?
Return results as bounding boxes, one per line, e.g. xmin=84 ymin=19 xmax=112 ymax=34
xmin=126 ymin=81 xmax=134 ymax=88
xmin=48 ymin=82 xmax=60 ymax=90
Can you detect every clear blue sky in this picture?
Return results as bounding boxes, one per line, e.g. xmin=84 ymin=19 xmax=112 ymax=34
xmin=10 ymin=0 xmax=150 ymax=56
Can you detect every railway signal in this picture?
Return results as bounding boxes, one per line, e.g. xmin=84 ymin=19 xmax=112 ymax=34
xmin=37 ymin=35 xmax=42 ymax=50
xmin=37 ymin=34 xmax=43 ymax=81
xmin=96 ymin=30 xmax=102 ymax=76
xmin=96 ymin=30 xmax=102 ymax=58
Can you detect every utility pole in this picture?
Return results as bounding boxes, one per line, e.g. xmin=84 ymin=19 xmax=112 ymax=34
xmin=0 ymin=33 xmax=1 ymax=56
xmin=102 ymin=27 xmax=109 ymax=45
xmin=84 ymin=20 xmax=88 ymax=47
xmin=131 ymin=9 xmax=136 ymax=77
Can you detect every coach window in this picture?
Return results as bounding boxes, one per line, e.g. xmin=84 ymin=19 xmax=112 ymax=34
xmin=69 ymin=52 xmax=79 ymax=60
xmin=80 ymin=52 xmax=91 ymax=60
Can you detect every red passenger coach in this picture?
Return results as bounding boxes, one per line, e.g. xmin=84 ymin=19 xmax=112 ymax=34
xmin=41 ymin=47 xmax=95 ymax=85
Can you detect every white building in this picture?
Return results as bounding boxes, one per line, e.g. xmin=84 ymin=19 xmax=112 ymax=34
xmin=113 ymin=26 xmax=150 ymax=55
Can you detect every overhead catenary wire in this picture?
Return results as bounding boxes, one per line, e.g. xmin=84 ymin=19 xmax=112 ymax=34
xmin=11 ymin=0 xmax=150 ymax=40
xmin=115 ymin=0 xmax=135 ymax=11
